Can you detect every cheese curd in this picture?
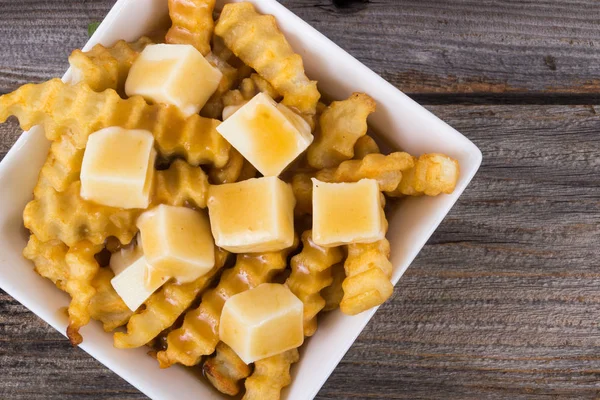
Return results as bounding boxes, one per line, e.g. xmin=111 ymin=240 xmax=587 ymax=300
xmin=207 ymin=177 xmax=295 ymax=253
xmin=137 ymin=205 xmax=215 ymax=285
xmin=216 ymin=92 xmax=313 ymax=177
xmin=80 ymin=127 xmax=156 ymax=209
xmin=219 ymin=283 xmax=304 ymax=364
xmin=125 ymin=43 xmax=223 ymax=117
xmin=109 ymin=242 xmax=167 ymax=312
xmin=312 ymin=178 xmax=386 ymax=247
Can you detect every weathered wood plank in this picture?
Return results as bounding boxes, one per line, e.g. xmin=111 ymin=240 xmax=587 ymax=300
xmin=288 ymin=0 xmax=600 ymax=96
xmin=2 ymin=0 xmax=600 ymax=98
xmin=3 ymin=104 xmax=600 ymax=399
xmin=0 ymin=0 xmax=109 ymax=93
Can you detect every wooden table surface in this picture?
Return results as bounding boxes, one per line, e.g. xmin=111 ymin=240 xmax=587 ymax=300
xmin=2 ymin=1 xmax=600 ymax=399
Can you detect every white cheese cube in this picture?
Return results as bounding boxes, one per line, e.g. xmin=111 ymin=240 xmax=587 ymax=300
xmin=125 ymin=44 xmax=223 ymax=117
xmin=80 ymin=127 xmax=156 ymax=209
xmin=207 ymin=177 xmax=295 ymax=253
xmin=137 ymin=205 xmax=215 ymax=284
xmin=216 ymin=92 xmax=313 ymax=177
xmin=312 ymin=178 xmax=386 ymax=247
xmin=219 ymin=283 xmax=304 ymax=364
xmin=109 ymin=244 xmax=167 ymax=311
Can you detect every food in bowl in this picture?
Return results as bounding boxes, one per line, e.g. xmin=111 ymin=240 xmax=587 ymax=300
xmin=0 ymin=1 xmax=460 ymax=398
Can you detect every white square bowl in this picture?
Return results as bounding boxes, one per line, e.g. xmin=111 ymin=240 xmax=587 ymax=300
xmin=0 ymin=0 xmax=482 ymax=399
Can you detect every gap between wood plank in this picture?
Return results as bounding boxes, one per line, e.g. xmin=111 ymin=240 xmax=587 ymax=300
xmin=410 ymin=93 xmax=600 ymax=106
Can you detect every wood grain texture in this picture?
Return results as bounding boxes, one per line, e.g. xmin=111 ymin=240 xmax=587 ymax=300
xmin=3 ymin=0 xmax=600 ymax=98
xmin=2 ymin=0 xmax=600 ymax=399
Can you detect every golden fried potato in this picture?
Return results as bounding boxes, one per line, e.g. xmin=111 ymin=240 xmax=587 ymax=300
xmin=157 ymin=239 xmax=298 ymax=367
xmin=69 ymin=37 xmax=152 ymax=94
xmin=243 ymin=348 xmax=300 ymax=400
xmin=237 ymin=158 xmax=258 ymax=181
xmin=215 ymin=2 xmax=320 ymax=115
xmin=208 ymin=148 xmax=245 ymax=184
xmin=35 ymin=135 xmax=83 ymax=194
xmin=307 ymin=93 xmax=376 ymax=169
xmin=201 ymin=52 xmax=251 ymax=119
xmin=89 ymin=268 xmax=133 ymax=332
xmin=23 ymin=235 xmax=69 ymax=292
xmin=222 ymin=89 xmax=246 ymax=108
xmin=354 ymin=135 xmax=380 ymax=159
xmin=24 ymin=236 xmax=132 ymax=336
xmin=0 ymin=79 xmax=230 ymax=168
xmin=340 ymin=237 xmax=393 ymax=316
xmin=201 ymin=58 xmax=237 ymax=119
xmin=240 ymin=73 xmax=281 ymax=101
xmin=321 ymin=262 xmax=346 ymax=312
xmin=290 ymin=172 xmax=313 ymax=216
xmin=211 ymin=34 xmax=234 ymax=61
xmin=113 ymin=248 xmax=229 ymax=349
xmin=203 ymin=342 xmax=251 ymax=396
xmin=24 ymin=181 xmax=140 ymax=247
xmin=166 ymin=0 xmax=215 ymax=55
xmin=290 ymin=152 xmax=413 ymax=218
xmin=286 ymin=230 xmax=344 ymax=336
xmin=153 ymin=159 xmax=209 ymax=208
xmin=316 ymin=152 xmax=414 ymax=192
xmin=387 ymin=153 xmax=460 ymax=197
xmin=65 ymin=241 xmax=103 ymax=345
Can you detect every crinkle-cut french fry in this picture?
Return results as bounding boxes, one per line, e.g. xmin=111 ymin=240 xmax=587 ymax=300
xmin=23 ymin=236 xmax=131 ymax=334
xmin=215 ymin=2 xmax=320 ymax=115
xmin=0 ymin=79 xmax=231 ymax=168
xmin=387 ymin=153 xmax=460 ymax=197
xmin=316 ymin=101 xmax=327 ymax=115
xmin=307 ymin=93 xmax=376 ymax=169
xmin=89 ymin=268 xmax=133 ymax=332
xmin=153 ymin=159 xmax=209 ymax=208
xmin=157 ymin=238 xmax=298 ymax=367
xmin=207 ymin=52 xmax=239 ymax=92
xmin=286 ymin=230 xmax=344 ymax=336
xmin=237 ymin=159 xmax=258 ymax=181
xmin=354 ymin=135 xmax=380 ymax=159
xmin=104 ymin=237 xmax=123 ymax=254
xmin=23 ymin=235 xmax=131 ymax=333
xmin=64 ymin=241 xmax=103 ymax=345
xmin=316 ymin=152 xmax=414 ymax=192
xmin=166 ymin=0 xmax=215 ymax=55
xmin=35 ymin=135 xmax=83 ymax=195
xmin=69 ymin=37 xmax=152 ymax=94
xmin=291 ymin=172 xmax=313 ymax=217
xmin=23 ymin=235 xmax=69 ymax=291
xmin=203 ymin=342 xmax=251 ymax=396
xmin=208 ymin=148 xmax=245 ymax=184
xmin=321 ymin=262 xmax=346 ymax=312
xmin=214 ymin=73 xmax=279 ymax=121
xmin=23 ymin=181 xmax=140 ymax=247
xmin=243 ymin=348 xmax=300 ymax=400
xmin=212 ymin=34 xmax=234 ymax=61
xmin=222 ymin=89 xmax=246 ymax=108
xmin=201 ymin=52 xmax=241 ymax=119
xmin=290 ymin=152 xmax=412 ymax=217
xmin=207 ymin=88 xmax=253 ymax=183
xmin=340 ymin=235 xmax=394 ymax=316
xmin=114 ymin=248 xmax=230 ymax=349
xmin=240 ymin=73 xmax=281 ymax=101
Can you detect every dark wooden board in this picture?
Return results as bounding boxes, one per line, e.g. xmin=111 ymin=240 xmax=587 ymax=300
xmin=3 ymin=0 xmax=600 ymax=99
xmin=2 ymin=0 xmax=600 ymax=399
